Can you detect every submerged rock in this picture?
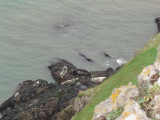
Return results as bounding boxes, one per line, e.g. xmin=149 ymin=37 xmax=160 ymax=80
xmin=0 ymin=79 xmax=78 ymax=120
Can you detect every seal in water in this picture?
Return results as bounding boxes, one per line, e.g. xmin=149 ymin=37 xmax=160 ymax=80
xmin=104 ymin=52 xmax=111 ymax=58
xmin=78 ymin=52 xmax=94 ymax=62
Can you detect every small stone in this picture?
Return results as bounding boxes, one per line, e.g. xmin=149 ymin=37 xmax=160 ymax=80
xmin=80 ymin=85 xmax=87 ymax=90
xmin=75 ymin=81 xmax=81 ymax=86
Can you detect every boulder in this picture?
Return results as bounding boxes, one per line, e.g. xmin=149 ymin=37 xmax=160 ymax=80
xmin=116 ymin=100 xmax=151 ymax=120
xmin=92 ymin=83 xmax=139 ymax=120
xmin=74 ymin=96 xmax=91 ymax=113
xmin=138 ymin=65 xmax=159 ymax=90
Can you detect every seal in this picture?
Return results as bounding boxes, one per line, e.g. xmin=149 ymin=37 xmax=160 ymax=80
xmin=104 ymin=52 xmax=111 ymax=58
xmin=78 ymin=52 xmax=94 ymax=62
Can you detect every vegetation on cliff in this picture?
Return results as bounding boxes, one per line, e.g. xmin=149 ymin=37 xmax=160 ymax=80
xmin=73 ymin=34 xmax=160 ymax=120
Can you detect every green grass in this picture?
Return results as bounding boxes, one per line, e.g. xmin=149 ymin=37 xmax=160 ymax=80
xmin=73 ymin=34 xmax=160 ymax=120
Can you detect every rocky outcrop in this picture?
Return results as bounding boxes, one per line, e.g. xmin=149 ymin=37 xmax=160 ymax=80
xmin=116 ymin=100 xmax=151 ymax=120
xmin=48 ymin=58 xmax=116 ymax=89
xmin=92 ymin=45 xmax=160 ymax=120
xmin=92 ymin=83 xmax=139 ymax=120
xmin=0 ymin=79 xmax=78 ymax=120
xmin=74 ymin=90 xmax=93 ymax=113
xmin=0 ymin=57 xmax=119 ymax=120
xmin=155 ymin=17 xmax=160 ymax=33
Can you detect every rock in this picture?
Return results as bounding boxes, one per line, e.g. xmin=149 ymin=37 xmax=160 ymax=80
xmin=48 ymin=59 xmax=77 ymax=84
xmin=92 ymin=83 xmax=139 ymax=120
xmin=138 ymin=65 xmax=159 ymax=90
xmin=75 ymin=82 xmax=81 ymax=86
xmin=0 ymin=79 xmax=79 ymax=120
xmin=116 ymin=100 xmax=151 ymax=120
xmin=91 ymin=77 xmax=106 ymax=83
xmin=145 ymin=94 xmax=160 ymax=119
xmin=52 ymin=105 xmax=75 ymax=120
xmin=155 ymin=17 xmax=160 ymax=32
xmin=74 ymin=91 xmax=92 ymax=113
xmin=80 ymin=85 xmax=87 ymax=90
xmin=90 ymin=68 xmax=114 ymax=78
xmin=93 ymin=116 xmax=106 ymax=120
xmin=48 ymin=59 xmax=116 ymax=88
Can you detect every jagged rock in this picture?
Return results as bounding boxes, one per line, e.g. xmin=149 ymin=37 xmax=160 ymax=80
xmin=74 ymin=96 xmax=91 ymax=113
xmin=138 ymin=65 xmax=159 ymax=90
xmin=48 ymin=59 xmax=77 ymax=84
xmin=145 ymin=94 xmax=160 ymax=119
xmin=52 ymin=105 xmax=75 ymax=120
xmin=90 ymin=68 xmax=114 ymax=78
xmin=0 ymin=79 xmax=79 ymax=120
xmin=92 ymin=83 xmax=139 ymax=120
xmin=116 ymin=100 xmax=151 ymax=120
xmin=154 ymin=46 xmax=160 ymax=72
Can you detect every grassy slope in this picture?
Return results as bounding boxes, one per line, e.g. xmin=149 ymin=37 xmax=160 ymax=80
xmin=73 ymin=34 xmax=160 ymax=120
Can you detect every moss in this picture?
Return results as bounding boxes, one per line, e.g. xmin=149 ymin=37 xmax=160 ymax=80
xmin=106 ymin=107 xmax=124 ymax=120
xmin=54 ymin=90 xmax=62 ymax=99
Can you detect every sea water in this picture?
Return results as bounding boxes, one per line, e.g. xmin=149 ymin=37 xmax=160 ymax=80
xmin=0 ymin=0 xmax=160 ymax=103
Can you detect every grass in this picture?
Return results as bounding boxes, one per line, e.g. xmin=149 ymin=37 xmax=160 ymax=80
xmin=72 ymin=34 xmax=160 ymax=120
xmin=106 ymin=107 xmax=124 ymax=120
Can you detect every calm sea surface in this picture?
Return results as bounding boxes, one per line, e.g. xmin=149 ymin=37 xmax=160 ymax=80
xmin=0 ymin=0 xmax=160 ymax=103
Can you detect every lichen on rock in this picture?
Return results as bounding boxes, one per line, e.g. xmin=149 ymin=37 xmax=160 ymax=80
xmin=92 ymin=83 xmax=139 ymax=120
xmin=116 ymin=100 xmax=151 ymax=120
